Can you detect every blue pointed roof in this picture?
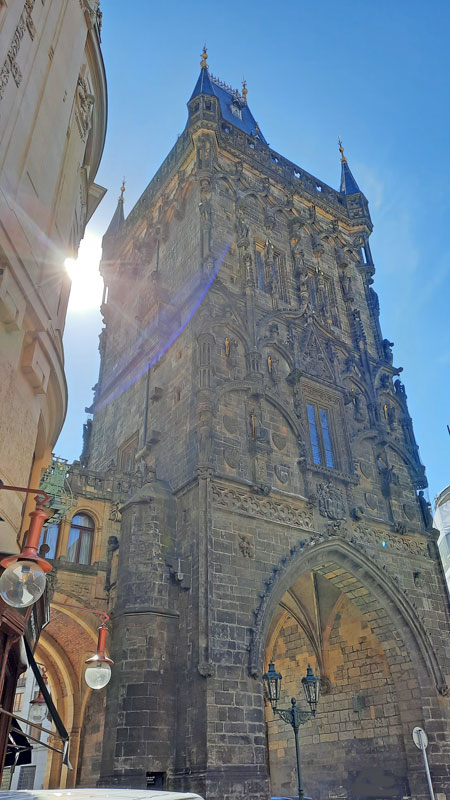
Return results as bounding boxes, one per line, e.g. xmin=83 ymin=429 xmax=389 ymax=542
xmin=338 ymin=141 xmax=361 ymax=194
xmin=340 ymin=159 xmax=360 ymax=194
xmin=189 ymin=53 xmax=267 ymax=145
xmin=189 ymin=65 xmax=215 ymax=101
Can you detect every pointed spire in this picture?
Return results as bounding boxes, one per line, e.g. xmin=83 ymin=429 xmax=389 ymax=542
xmin=189 ymin=45 xmax=215 ymax=101
xmin=338 ymin=137 xmax=361 ymax=194
xmin=242 ymin=78 xmax=248 ymax=105
xmin=104 ymin=179 xmax=125 ymax=238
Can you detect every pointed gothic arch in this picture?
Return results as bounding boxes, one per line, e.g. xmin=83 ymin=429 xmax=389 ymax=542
xmin=249 ymin=536 xmax=447 ymax=695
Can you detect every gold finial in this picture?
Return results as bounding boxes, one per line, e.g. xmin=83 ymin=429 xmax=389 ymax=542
xmin=338 ymin=136 xmax=347 ymax=163
xmin=120 ymin=177 xmax=126 ymax=198
xmin=200 ymin=44 xmax=208 ymax=69
xmin=242 ymin=78 xmax=248 ymax=104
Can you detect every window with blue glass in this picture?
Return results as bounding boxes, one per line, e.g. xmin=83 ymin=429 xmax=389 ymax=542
xmin=307 ymin=403 xmax=335 ymax=468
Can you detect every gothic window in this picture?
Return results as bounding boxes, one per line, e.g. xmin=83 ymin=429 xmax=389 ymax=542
xmin=118 ymin=432 xmax=138 ymax=472
xmin=307 ymin=403 xmax=335 ymax=468
xmin=67 ymin=513 xmax=94 ymax=565
xmin=274 ymin=252 xmax=289 ymax=304
xmin=198 ymin=335 xmax=213 ymax=388
xmin=256 ymin=249 xmax=264 ymax=290
xmin=38 ymin=523 xmax=59 ymax=559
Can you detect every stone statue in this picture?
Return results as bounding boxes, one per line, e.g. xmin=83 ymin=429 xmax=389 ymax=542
xmin=418 ymin=490 xmax=433 ymax=529
xmin=382 ymin=338 xmax=394 ymax=364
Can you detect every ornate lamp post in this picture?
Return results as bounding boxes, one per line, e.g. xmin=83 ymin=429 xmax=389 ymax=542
xmin=263 ymin=660 xmax=320 ymax=800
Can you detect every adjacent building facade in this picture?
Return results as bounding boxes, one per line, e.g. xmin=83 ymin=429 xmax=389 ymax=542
xmin=0 ymin=0 xmax=107 ymax=552
xmin=36 ymin=52 xmax=449 ymax=799
xmin=0 ymin=0 xmax=107 ymax=783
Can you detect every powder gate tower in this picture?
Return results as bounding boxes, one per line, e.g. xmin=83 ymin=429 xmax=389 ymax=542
xmin=81 ymin=50 xmax=450 ymax=800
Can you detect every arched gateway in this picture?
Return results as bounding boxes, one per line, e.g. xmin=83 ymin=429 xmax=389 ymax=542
xmin=40 ymin=51 xmax=450 ymax=800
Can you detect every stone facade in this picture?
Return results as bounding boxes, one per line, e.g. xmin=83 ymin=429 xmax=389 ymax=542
xmin=0 ymin=0 xmax=107 ymax=552
xmin=46 ymin=56 xmax=449 ymax=799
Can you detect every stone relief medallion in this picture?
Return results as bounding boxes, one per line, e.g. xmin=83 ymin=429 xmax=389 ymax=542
xmin=223 ymin=414 xmax=238 ymax=435
xmin=274 ymin=464 xmax=290 ymax=484
xmin=224 ymin=448 xmax=239 ymax=470
xmin=359 ymin=461 xmax=374 ymax=480
xmin=317 ymin=481 xmax=346 ymax=520
xmin=272 ymin=432 xmax=287 ymax=451
xmin=403 ymin=503 xmax=416 ymax=521
xmin=364 ymin=491 xmax=378 ymax=511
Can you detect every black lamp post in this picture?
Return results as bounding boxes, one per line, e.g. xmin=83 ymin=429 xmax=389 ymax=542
xmin=263 ymin=660 xmax=320 ymax=800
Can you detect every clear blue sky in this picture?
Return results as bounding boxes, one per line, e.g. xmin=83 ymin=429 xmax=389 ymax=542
xmin=57 ymin=0 xmax=450 ymax=503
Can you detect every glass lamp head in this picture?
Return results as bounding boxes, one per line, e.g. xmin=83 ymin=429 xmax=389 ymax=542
xmin=302 ymin=664 xmax=320 ymax=715
xmin=85 ymin=659 xmax=112 ymax=690
xmin=29 ymin=694 xmax=47 ymax=724
xmin=0 ymin=560 xmax=46 ymax=608
xmin=263 ymin=660 xmax=282 ymax=709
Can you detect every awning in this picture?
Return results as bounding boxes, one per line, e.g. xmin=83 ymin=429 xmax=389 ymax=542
xmin=5 ymin=719 xmax=32 ymax=767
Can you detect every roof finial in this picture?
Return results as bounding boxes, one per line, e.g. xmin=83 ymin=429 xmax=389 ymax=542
xmin=120 ymin=177 xmax=126 ymax=199
xmin=200 ymin=44 xmax=208 ymax=69
xmin=338 ymin=136 xmax=347 ymax=163
xmin=242 ymin=77 xmax=248 ymax=104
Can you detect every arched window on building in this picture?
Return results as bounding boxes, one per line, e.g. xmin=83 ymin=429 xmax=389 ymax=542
xmin=67 ymin=513 xmax=94 ymax=565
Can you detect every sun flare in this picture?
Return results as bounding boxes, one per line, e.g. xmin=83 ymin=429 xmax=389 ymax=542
xmin=65 ymin=232 xmax=103 ymax=313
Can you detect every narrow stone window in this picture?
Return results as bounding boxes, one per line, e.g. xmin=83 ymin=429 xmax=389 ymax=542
xmin=307 ymin=403 xmax=335 ymax=468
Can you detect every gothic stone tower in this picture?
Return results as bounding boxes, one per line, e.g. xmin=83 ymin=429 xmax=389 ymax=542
xmin=85 ymin=51 xmax=450 ymax=800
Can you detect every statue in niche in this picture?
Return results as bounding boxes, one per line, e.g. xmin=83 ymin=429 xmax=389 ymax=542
xmin=340 ymin=274 xmax=353 ymax=301
xmin=382 ymin=338 xmax=394 ymax=364
xmin=376 ymin=453 xmax=399 ymax=496
xmin=236 ymin=208 xmax=249 ymax=240
xmin=394 ymin=378 xmax=407 ymax=399
xmin=418 ymin=490 xmax=433 ymax=529
xmin=344 ymin=350 xmax=357 ymax=375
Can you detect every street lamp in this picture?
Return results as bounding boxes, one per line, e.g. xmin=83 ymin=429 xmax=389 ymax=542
xmin=29 ymin=669 xmax=49 ymax=725
xmin=0 ymin=486 xmax=53 ymax=608
xmin=263 ymin=660 xmax=320 ymax=800
xmin=85 ymin=623 xmax=113 ymax=689
xmin=51 ymin=603 xmax=114 ymax=690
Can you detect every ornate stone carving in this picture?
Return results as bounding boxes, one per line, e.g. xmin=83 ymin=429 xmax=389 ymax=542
xmin=239 ymin=533 xmax=254 ymax=558
xmin=317 ymin=481 xmax=346 ymax=520
xmin=212 ymin=483 xmax=313 ymax=529
xmin=353 ymin=524 xmax=428 ymax=557
xmin=272 ymin=432 xmax=287 ymax=451
xmin=223 ymin=448 xmax=239 ymax=470
xmin=274 ymin=464 xmax=290 ymax=484
xmin=75 ymin=75 xmax=94 ymax=140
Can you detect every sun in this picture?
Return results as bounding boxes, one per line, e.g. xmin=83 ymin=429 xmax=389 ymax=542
xmin=65 ymin=231 xmax=103 ymax=313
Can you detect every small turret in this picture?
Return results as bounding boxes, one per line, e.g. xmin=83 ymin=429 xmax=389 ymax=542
xmin=103 ymin=180 xmax=125 ymax=240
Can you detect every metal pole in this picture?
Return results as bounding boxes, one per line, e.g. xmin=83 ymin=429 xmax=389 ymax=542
xmin=293 ymin=723 xmax=304 ymax=800
xmin=417 ymin=728 xmax=435 ymax=800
